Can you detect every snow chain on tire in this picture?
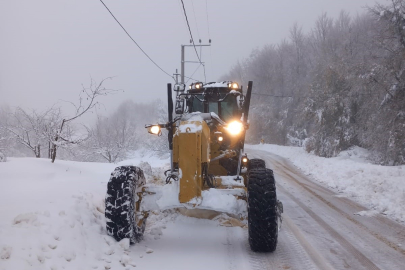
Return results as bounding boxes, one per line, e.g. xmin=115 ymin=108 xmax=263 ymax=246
xmin=248 ymin=167 xmax=278 ymax=252
xmin=105 ymin=166 xmax=146 ymax=244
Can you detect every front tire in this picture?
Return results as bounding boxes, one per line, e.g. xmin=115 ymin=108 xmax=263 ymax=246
xmin=248 ymin=158 xmax=266 ymax=170
xmin=105 ymin=166 xmax=146 ymax=244
xmin=247 ymin=168 xmax=278 ymax=252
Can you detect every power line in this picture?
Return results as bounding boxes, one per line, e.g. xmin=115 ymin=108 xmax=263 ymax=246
xmin=184 ymin=75 xmax=199 ymax=82
xmin=186 ymin=64 xmax=202 ymax=84
xmin=177 ymin=0 xmax=190 ymax=36
xmin=180 ymin=0 xmax=202 ymax=64
xmin=200 ymin=46 xmax=207 ymax=82
xmin=205 ymin=0 xmax=214 ymax=81
xmin=99 ymin=0 xmax=173 ymax=79
xmin=191 ymin=0 xmax=200 ymax=39
xmin=205 ymin=0 xmax=211 ymax=39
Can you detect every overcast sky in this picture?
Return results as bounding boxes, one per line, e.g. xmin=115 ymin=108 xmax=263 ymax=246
xmin=0 ymin=0 xmax=385 ymax=120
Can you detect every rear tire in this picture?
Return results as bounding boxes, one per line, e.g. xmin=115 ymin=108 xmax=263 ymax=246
xmin=247 ymin=168 xmax=278 ymax=252
xmin=248 ymin=158 xmax=266 ymax=170
xmin=105 ymin=166 xmax=146 ymax=244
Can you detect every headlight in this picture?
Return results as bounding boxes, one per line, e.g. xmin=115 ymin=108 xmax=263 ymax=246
xmin=228 ymin=82 xmax=239 ymax=89
xmin=191 ymin=82 xmax=203 ymax=89
xmin=150 ymin=125 xmax=161 ymax=135
xmin=225 ymin=121 xmax=244 ymax=136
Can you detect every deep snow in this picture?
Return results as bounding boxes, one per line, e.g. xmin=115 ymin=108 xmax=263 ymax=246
xmin=0 ymin=144 xmax=404 ymax=269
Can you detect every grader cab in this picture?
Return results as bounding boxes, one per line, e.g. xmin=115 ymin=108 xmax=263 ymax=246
xmin=105 ymin=81 xmax=283 ymax=252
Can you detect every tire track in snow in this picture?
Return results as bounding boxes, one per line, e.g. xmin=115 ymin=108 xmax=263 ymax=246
xmin=277 ymin=159 xmax=405 ymax=257
xmin=277 ymin=219 xmax=322 ymax=270
xmin=278 ymin=184 xmax=381 ymax=270
xmin=225 ymin=227 xmax=236 ymax=270
xmin=250 ymin=148 xmax=405 ymax=257
xmin=282 ymin=214 xmax=333 ymax=270
xmin=243 ymin=229 xmax=273 ymax=270
xmin=243 ymin=226 xmax=318 ymax=270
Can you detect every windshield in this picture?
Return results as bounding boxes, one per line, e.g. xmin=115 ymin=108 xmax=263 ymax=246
xmin=220 ymin=95 xmax=238 ymax=122
xmin=191 ymin=95 xmax=204 ymax=113
xmin=190 ymin=94 xmax=238 ymax=122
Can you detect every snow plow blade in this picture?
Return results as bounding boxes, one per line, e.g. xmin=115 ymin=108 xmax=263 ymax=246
xmin=138 ymin=179 xmax=248 ymax=219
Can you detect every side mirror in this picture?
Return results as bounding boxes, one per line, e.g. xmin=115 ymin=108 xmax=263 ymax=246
xmin=175 ymin=99 xmax=184 ymax=114
xmin=174 ymin=83 xmax=186 ymax=92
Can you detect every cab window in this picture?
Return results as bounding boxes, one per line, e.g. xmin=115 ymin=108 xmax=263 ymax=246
xmin=191 ymin=95 xmax=203 ymax=112
xmin=220 ymin=95 xmax=238 ymax=122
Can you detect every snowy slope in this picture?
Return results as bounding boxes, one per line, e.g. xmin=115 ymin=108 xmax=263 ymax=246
xmin=247 ymin=144 xmax=405 ymax=223
xmin=0 ymin=155 xmax=170 ymax=270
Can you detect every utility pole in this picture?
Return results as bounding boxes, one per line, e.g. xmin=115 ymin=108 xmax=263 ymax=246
xmin=174 ymin=69 xmax=180 ymax=85
xmin=181 ymin=40 xmax=211 ymax=84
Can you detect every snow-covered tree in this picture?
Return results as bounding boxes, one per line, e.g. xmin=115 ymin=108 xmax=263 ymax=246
xmin=47 ymin=78 xmax=117 ymax=163
xmin=4 ymin=107 xmax=48 ymax=158
xmin=85 ymin=104 xmax=137 ymax=163
xmin=222 ymin=2 xmax=405 ymax=164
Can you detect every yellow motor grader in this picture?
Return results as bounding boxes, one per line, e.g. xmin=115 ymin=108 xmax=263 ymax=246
xmin=105 ymin=81 xmax=283 ymax=252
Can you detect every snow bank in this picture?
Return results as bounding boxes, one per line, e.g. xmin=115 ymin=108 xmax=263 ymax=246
xmin=0 ymin=155 xmax=174 ymax=270
xmin=0 ymin=151 xmax=248 ymax=269
xmin=247 ymin=144 xmax=405 ymax=223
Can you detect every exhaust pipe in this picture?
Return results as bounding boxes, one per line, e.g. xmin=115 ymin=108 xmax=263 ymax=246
xmin=167 ymin=83 xmax=174 ymax=173
xmin=235 ymin=81 xmax=253 ymax=180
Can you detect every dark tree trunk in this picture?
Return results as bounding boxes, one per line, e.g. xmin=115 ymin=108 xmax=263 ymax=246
xmin=34 ymin=145 xmax=41 ymax=158
xmin=51 ymin=144 xmax=57 ymax=163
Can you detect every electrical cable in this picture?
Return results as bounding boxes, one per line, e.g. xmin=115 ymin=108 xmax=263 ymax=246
xmin=180 ymin=0 xmax=202 ymax=64
xmin=191 ymin=0 xmax=201 ymax=39
xmin=205 ymin=0 xmax=211 ymax=38
xmin=205 ymin=0 xmax=215 ymax=81
xmin=200 ymin=47 xmax=207 ymax=82
xmin=183 ymin=75 xmax=199 ymax=82
xmin=186 ymin=64 xmax=202 ymax=84
xmin=177 ymin=0 xmax=190 ymax=36
xmin=99 ymin=0 xmax=173 ymax=79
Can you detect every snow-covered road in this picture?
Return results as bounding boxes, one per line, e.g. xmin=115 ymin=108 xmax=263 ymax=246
xmin=1 ymin=147 xmax=405 ymax=270
xmin=248 ymin=147 xmax=405 ymax=270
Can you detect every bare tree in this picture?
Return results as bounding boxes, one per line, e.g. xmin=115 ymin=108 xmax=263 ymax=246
xmin=4 ymin=107 xmax=48 ymax=158
xmin=0 ymin=106 xmax=13 ymax=159
xmin=48 ymin=78 xmax=117 ymax=163
xmin=85 ymin=106 xmax=137 ymax=163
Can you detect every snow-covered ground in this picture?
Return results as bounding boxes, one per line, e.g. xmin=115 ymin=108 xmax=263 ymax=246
xmin=0 ymin=154 xmax=171 ymax=270
xmin=1 ymin=144 xmax=404 ymax=269
xmin=248 ymin=144 xmax=405 ymax=223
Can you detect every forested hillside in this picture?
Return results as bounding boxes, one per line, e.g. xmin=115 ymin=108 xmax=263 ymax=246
xmin=222 ymin=1 xmax=405 ymax=165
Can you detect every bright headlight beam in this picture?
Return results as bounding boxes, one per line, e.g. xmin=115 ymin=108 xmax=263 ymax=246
xmin=150 ymin=126 xmax=160 ymax=135
xmin=226 ymin=121 xmax=243 ymax=136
